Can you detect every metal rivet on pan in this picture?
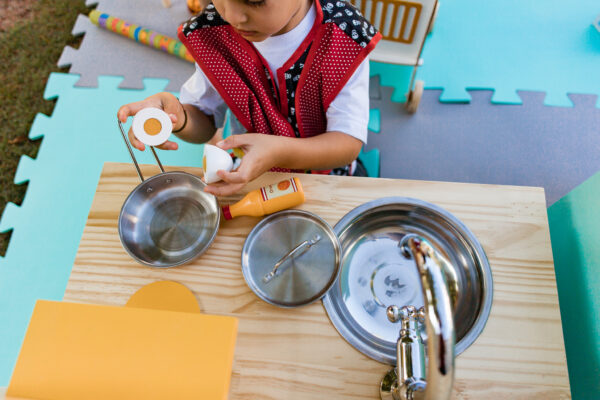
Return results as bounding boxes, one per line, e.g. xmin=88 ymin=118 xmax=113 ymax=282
xmin=166 ymin=178 xmax=172 ymax=184
xmin=146 ymin=187 xmax=153 ymax=193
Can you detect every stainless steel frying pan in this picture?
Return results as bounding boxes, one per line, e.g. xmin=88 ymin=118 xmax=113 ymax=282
xmin=117 ymin=120 xmax=219 ymax=268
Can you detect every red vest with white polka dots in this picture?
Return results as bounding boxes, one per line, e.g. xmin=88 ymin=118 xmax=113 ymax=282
xmin=178 ymin=0 xmax=381 ymax=144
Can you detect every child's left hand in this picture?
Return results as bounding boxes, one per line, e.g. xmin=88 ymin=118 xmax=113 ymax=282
xmin=204 ymin=133 xmax=283 ymax=196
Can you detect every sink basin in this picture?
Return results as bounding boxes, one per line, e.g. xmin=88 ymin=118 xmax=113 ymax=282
xmin=322 ymin=197 xmax=493 ymax=365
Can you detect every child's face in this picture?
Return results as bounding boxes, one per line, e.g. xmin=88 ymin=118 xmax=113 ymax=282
xmin=213 ymin=0 xmax=310 ymax=42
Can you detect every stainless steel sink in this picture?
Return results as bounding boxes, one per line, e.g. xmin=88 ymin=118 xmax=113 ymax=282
xmin=323 ymin=197 xmax=493 ymax=365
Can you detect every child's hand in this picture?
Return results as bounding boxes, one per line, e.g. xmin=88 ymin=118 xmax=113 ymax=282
xmin=204 ymin=133 xmax=283 ymax=196
xmin=117 ymin=92 xmax=183 ymax=151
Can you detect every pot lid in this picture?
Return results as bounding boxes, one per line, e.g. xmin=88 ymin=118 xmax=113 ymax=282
xmin=241 ymin=210 xmax=341 ymax=308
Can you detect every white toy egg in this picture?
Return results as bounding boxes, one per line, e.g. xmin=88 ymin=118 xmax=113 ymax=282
xmin=132 ymin=107 xmax=172 ymax=146
xmin=203 ymin=144 xmax=233 ymax=183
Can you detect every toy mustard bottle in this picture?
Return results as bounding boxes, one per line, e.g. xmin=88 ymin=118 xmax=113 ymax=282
xmin=222 ymin=178 xmax=305 ymax=220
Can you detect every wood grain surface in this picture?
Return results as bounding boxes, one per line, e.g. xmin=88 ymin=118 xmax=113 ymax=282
xmin=50 ymin=162 xmax=570 ymax=399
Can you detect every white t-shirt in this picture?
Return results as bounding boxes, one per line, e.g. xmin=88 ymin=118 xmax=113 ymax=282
xmin=179 ymin=2 xmax=369 ymax=144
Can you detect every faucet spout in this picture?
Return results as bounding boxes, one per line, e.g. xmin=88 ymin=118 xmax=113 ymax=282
xmin=380 ymin=235 xmax=455 ymax=400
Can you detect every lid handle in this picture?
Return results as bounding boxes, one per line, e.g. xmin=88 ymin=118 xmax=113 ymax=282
xmin=263 ymin=234 xmax=321 ymax=283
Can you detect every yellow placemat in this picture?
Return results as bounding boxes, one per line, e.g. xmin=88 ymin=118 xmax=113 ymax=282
xmin=7 ymin=282 xmax=237 ymax=400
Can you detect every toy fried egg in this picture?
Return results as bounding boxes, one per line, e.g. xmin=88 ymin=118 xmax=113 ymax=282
xmin=132 ymin=107 xmax=173 ymax=146
xmin=203 ymin=144 xmax=234 ymax=184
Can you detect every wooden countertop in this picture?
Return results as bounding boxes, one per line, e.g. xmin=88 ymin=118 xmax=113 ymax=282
xmin=22 ymin=162 xmax=572 ymax=399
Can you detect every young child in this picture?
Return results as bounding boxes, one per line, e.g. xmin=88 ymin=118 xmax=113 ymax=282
xmin=117 ymin=0 xmax=381 ymax=196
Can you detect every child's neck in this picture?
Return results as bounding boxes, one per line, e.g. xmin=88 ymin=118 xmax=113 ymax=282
xmin=275 ymin=0 xmax=313 ymax=36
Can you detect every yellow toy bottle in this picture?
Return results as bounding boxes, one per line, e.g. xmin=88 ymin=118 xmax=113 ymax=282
xmin=222 ymin=178 xmax=305 ymax=220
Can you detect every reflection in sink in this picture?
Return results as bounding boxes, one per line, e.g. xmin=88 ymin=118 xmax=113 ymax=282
xmin=323 ymin=197 xmax=493 ymax=365
xmin=341 ymin=234 xmax=424 ymax=342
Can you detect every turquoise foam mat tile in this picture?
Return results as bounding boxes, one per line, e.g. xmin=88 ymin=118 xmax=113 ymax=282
xmin=417 ymin=0 xmax=600 ymax=107
xmin=369 ymin=63 xmax=413 ymax=104
xmin=368 ymin=108 xmax=381 ymax=133
xmin=548 ymin=172 xmax=600 ymax=399
xmin=0 ymin=73 xmax=210 ymax=386
xmin=0 ymin=72 xmax=383 ymax=384
xmin=358 ymin=148 xmax=380 ymax=178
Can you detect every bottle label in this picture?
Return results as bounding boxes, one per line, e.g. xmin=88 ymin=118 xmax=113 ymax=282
xmin=261 ymin=179 xmax=297 ymax=201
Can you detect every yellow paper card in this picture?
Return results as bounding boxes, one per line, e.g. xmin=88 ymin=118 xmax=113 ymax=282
xmin=125 ymin=280 xmax=201 ymax=313
xmin=7 ymin=300 xmax=237 ymax=400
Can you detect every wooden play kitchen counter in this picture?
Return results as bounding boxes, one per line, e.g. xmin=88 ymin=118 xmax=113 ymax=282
xmin=63 ymin=162 xmax=569 ymax=399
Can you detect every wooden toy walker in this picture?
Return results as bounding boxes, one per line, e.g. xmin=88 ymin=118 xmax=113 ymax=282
xmin=349 ymin=0 xmax=439 ymax=113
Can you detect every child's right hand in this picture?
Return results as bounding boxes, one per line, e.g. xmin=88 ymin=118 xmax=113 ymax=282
xmin=117 ymin=92 xmax=184 ymax=151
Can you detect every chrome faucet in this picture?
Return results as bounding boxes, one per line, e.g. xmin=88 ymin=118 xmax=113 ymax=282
xmin=380 ymin=235 xmax=455 ymax=400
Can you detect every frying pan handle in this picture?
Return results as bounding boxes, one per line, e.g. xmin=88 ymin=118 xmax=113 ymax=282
xmin=118 ymin=119 xmax=165 ymax=182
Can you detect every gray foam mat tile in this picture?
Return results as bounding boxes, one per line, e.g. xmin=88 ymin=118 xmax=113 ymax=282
xmin=368 ymin=88 xmax=600 ymax=206
xmin=59 ymin=0 xmax=194 ymax=91
xmin=369 ymin=75 xmax=382 ymax=100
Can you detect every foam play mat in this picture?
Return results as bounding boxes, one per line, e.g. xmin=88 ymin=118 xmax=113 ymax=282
xmin=59 ymin=0 xmax=194 ymax=91
xmin=548 ymin=171 xmax=600 ymax=399
xmin=416 ymin=0 xmax=600 ymax=107
xmin=367 ymin=83 xmax=600 ymax=206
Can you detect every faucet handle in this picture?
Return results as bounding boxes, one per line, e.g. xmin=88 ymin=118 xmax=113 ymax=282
xmin=386 ymin=305 xmax=419 ymax=324
xmin=417 ymin=306 xmax=425 ymax=324
xmin=386 ymin=305 xmax=401 ymax=323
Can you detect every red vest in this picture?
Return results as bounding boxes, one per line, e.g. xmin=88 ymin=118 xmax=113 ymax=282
xmin=178 ymin=0 xmax=381 ymax=171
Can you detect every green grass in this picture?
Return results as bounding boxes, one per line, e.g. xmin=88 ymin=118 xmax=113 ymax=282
xmin=0 ymin=0 xmax=92 ymax=256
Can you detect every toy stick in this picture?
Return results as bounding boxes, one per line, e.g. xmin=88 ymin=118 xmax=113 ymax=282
xmin=88 ymin=10 xmax=194 ymax=63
